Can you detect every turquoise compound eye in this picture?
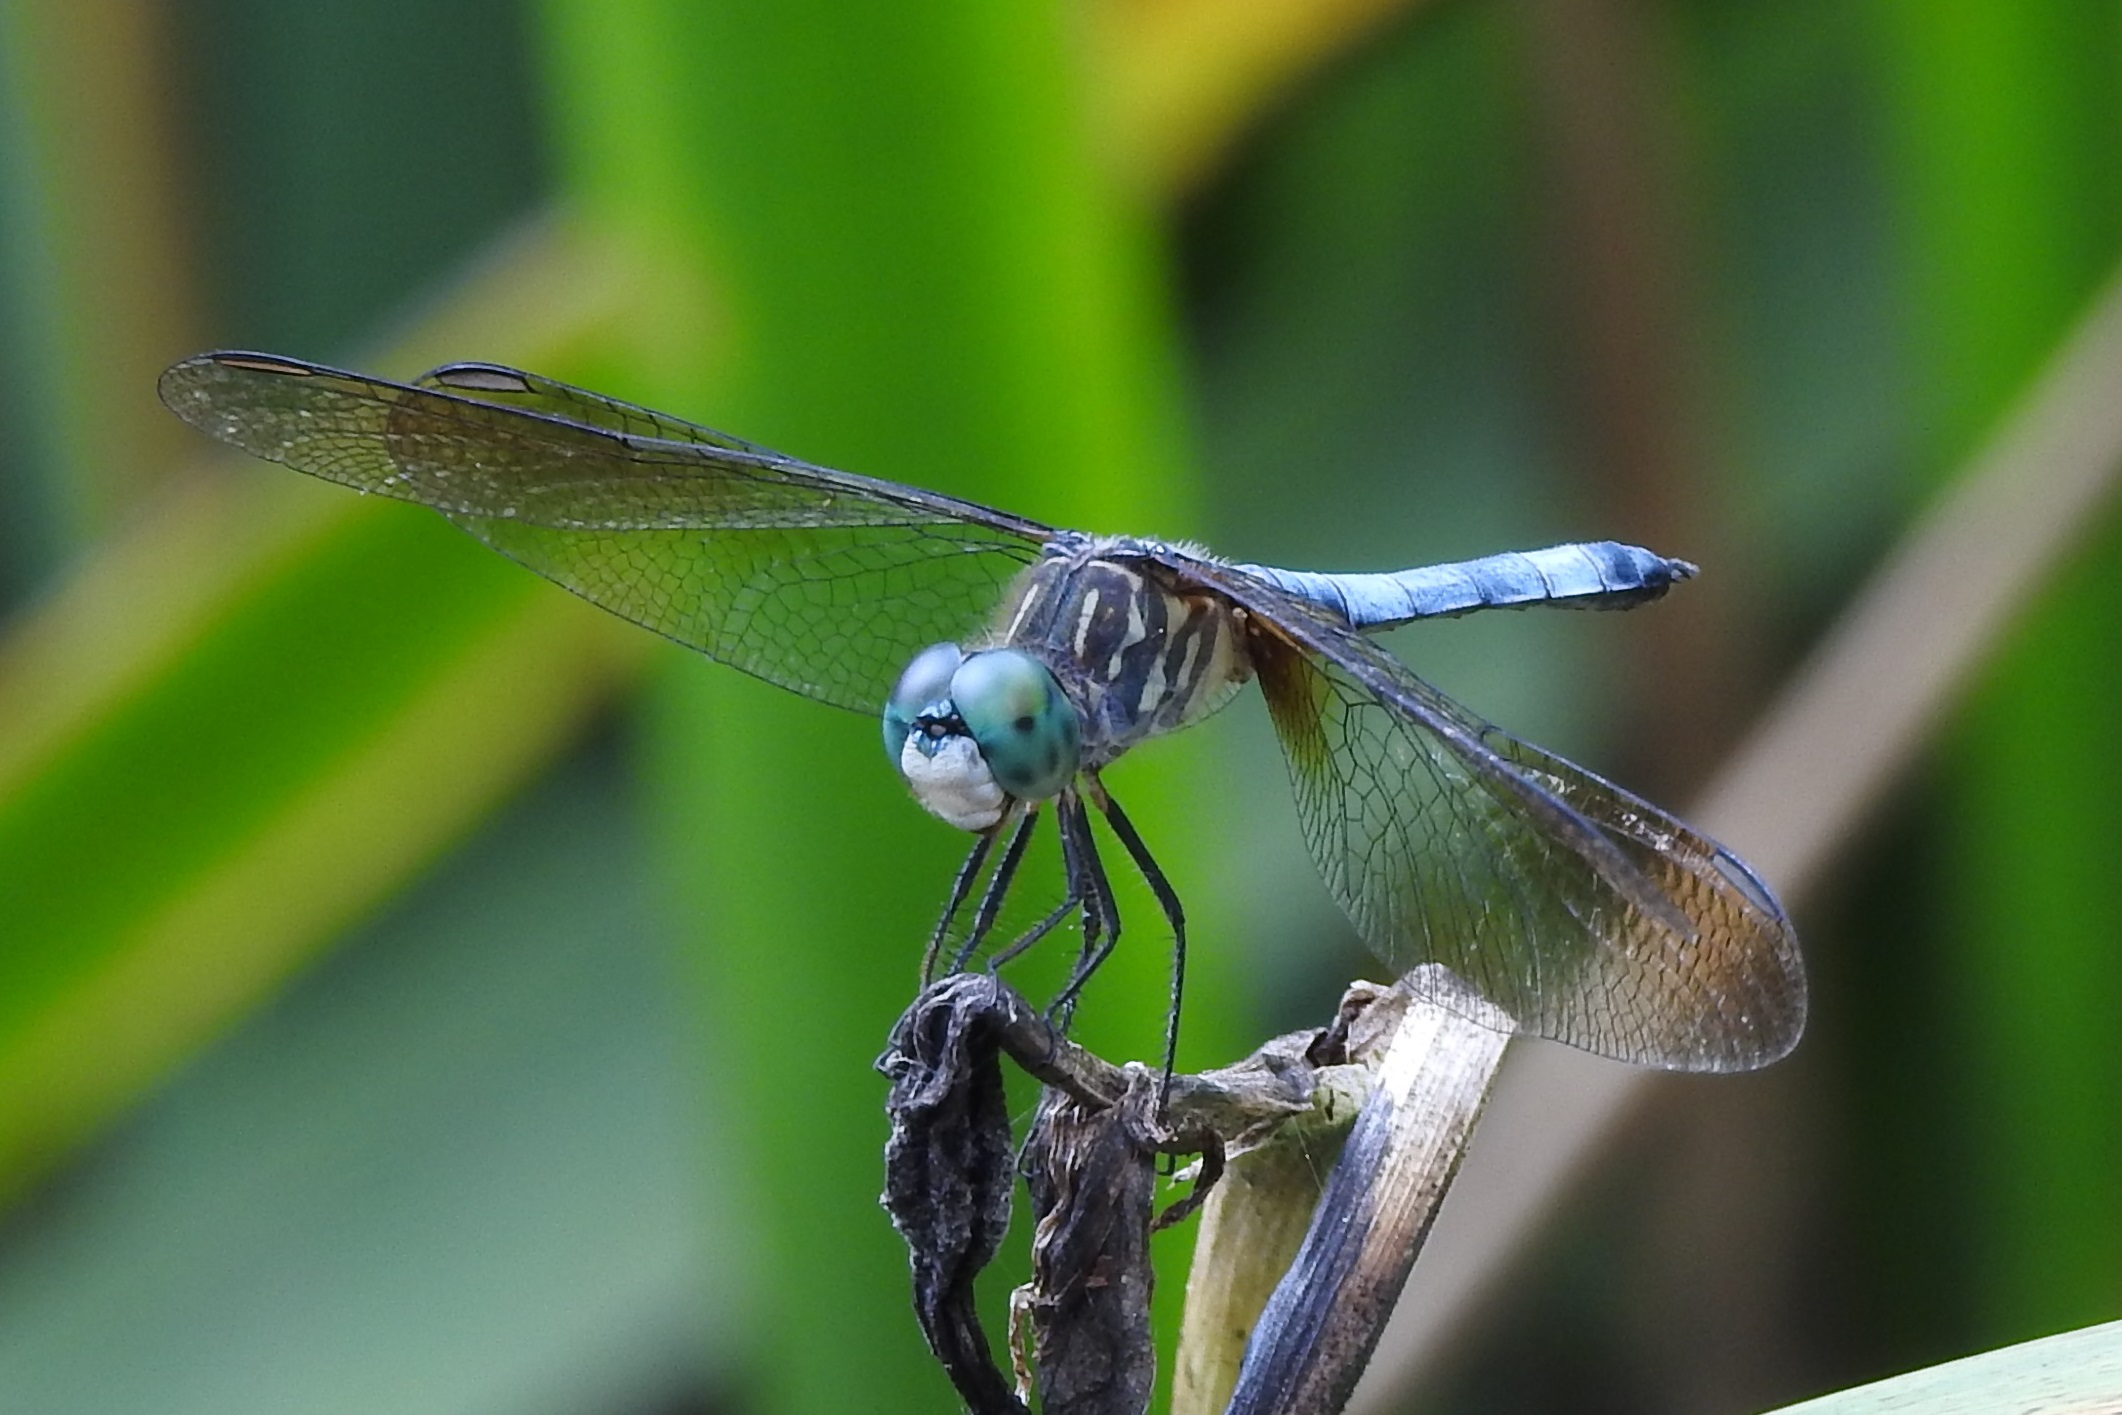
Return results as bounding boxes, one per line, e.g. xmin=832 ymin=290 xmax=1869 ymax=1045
xmin=884 ymin=642 xmax=965 ymax=761
xmin=950 ymin=649 xmax=1080 ymax=801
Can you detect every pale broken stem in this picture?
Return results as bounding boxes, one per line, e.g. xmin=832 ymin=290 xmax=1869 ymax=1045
xmin=1173 ymin=1008 xmax=1379 ymax=1415
xmin=1173 ymin=1106 xmax=1357 ymax=1414
xmin=1345 ymin=255 xmax=2122 ymax=1415
xmin=1175 ymin=970 xmax=1513 ymax=1415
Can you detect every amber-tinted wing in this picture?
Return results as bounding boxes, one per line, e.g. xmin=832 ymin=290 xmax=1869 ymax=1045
xmin=160 ymin=352 xmax=1053 ymax=714
xmin=1151 ymin=546 xmax=1805 ymax=1072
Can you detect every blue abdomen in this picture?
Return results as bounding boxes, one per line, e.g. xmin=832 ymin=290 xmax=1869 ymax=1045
xmin=1235 ymin=541 xmax=1695 ymax=629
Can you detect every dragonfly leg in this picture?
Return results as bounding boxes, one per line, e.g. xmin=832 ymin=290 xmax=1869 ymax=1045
xmin=1046 ymin=790 xmax=1122 ymax=1030
xmin=989 ymin=788 xmax=1097 ymax=973
xmin=1082 ymin=777 xmax=1187 ymax=1104
xmin=944 ymin=805 xmax=1040 ymax=976
xmin=924 ymin=825 xmax=997 ymax=984
xmin=984 ymin=894 xmax=1078 ymax=970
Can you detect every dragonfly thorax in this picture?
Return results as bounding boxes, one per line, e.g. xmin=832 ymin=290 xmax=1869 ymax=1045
xmin=993 ymin=538 xmax=1255 ymax=763
xmin=884 ymin=644 xmax=1083 ymax=831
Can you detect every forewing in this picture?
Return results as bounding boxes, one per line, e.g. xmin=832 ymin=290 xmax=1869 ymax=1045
xmin=412 ymin=361 xmax=779 ymax=453
xmin=160 ymin=352 xmax=1054 ymax=713
xmin=1157 ymin=549 xmax=1805 ymax=1072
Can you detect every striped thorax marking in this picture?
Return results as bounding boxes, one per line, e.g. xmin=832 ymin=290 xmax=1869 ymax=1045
xmin=994 ymin=543 xmax=1253 ymax=760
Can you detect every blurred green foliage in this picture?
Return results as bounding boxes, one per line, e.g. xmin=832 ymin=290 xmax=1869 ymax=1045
xmin=535 ymin=3 xmax=1235 ymax=1410
xmin=0 ymin=1 xmax=2119 ymax=1413
xmin=1879 ymin=0 xmax=2122 ymax=1344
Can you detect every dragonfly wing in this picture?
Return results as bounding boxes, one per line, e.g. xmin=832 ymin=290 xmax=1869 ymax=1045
xmin=161 ymin=352 xmax=1054 ymax=714
xmin=412 ymin=362 xmax=781 ymax=453
xmin=1154 ymin=549 xmax=1805 ymax=1072
xmin=453 ymin=514 xmax=1041 ymax=712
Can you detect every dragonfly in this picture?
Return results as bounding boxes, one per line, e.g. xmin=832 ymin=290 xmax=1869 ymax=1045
xmin=160 ymin=351 xmax=1806 ymax=1075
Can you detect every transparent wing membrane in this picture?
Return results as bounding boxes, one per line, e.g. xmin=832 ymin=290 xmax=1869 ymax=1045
xmin=414 ymin=362 xmax=781 ymax=454
xmin=1160 ymin=549 xmax=1805 ymax=1072
xmin=160 ymin=353 xmax=1051 ymax=713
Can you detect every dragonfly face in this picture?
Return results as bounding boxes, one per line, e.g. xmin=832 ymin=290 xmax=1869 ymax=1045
xmin=884 ymin=643 xmax=1081 ymax=830
xmin=158 ymin=350 xmax=1808 ymax=1076
xmin=881 ymin=535 xmax=1258 ymax=836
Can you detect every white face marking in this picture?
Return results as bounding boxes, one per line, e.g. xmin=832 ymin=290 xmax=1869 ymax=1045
xmin=899 ymin=733 xmax=1007 ymax=831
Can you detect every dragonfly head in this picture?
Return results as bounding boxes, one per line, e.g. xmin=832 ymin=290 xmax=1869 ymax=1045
xmin=885 ymin=644 xmax=1081 ymax=830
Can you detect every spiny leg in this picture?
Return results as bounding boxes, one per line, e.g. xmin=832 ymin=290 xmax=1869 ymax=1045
xmin=1083 ymin=776 xmax=1187 ymax=1103
xmin=923 ymin=824 xmax=998 ymax=984
xmin=945 ymin=804 xmax=1040 ymax=976
xmin=988 ymin=792 xmax=1090 ymax=972
xmin=985 ymin=894 xmax=1078 ymax=970
xmin=1048 ymin=789 xmax=1095 ymax=980
xmin=1047 ymin=790 xmax=1122 ymax=1030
